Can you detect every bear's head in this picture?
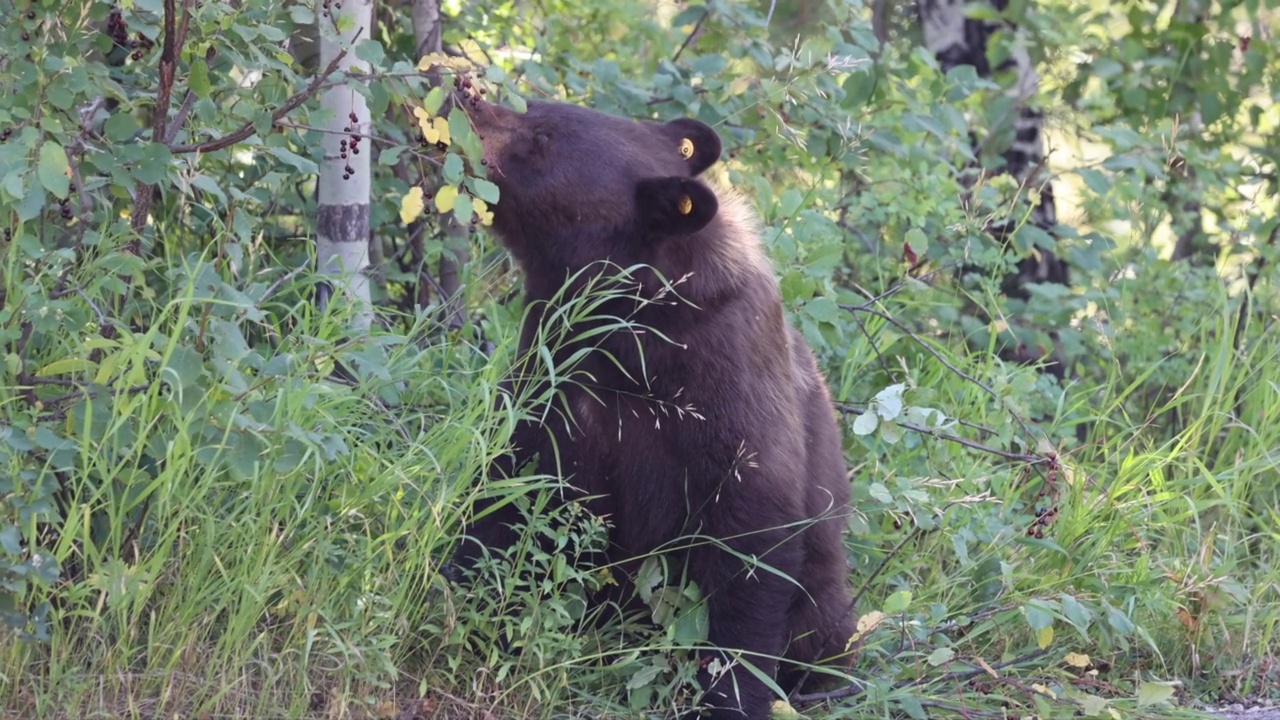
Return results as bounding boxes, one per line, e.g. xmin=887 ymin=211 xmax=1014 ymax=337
xmin=461 ymin=96 xmax=724 ymax=276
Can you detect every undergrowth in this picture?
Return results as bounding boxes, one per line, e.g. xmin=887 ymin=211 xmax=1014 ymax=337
xmin=2 ymin=218 xmax=1278 ymax=719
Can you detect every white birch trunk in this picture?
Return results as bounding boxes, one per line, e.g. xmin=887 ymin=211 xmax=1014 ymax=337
xmin=316 ymin=0 xmax=374 ymax=333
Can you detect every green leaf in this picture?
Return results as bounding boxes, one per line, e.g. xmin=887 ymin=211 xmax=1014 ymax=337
xmin=189 ymin=59 xmax=212 ymax=100
xmin=873 ymin=383 xmax=905 ymax=421
xmin=804 ymin=297 xmax=840 ymax=324
xmin=776 ymin=188 xmax=803 ymax=218
xmin=926 ymin=647 xmax=955 ymax=666
xmin=2 ymin=172 xmax=24 ymax=201
xmin=132 ymin=142 xmax=173 ymax=185
xmin=851 ymin=411 xmax=878 ymax=436
xmin=904 ymin=226 xmax=929 ymax=254
xmin=38 ymin=142 xmax=70 ymax=199
xmin=0 ymin=525 xmax=20 ymax=555
xmin=105 ymin=112 xmax=140 ymax=143
xmin=1077 ymin=168 xmax=1111 ymax=195
xmin=883 ymin=590 xmax=912 ymax=614
xmin=266 ymin=146 xmax=317 ymax=173
xmin=453 ymin=194 xmax=472 ymax=225
xmin=1136 ymin=681 xmax=1176 ymax=707
xmin=467 ymin=176 xmax=500 ymax=204
xmin=443 ymin=152 xmax=463 ymax=184
xmin=422 ymin=86 xmax=445 ymax=116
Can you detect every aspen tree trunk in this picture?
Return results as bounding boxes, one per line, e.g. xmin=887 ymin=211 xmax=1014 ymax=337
xmin=918 ymin=0 xmax=1066 ymax=293
xmin=315 ymin=0 xmax=375 ymax=332
xmin=918 ymin=0 xmax=1068 ymax=376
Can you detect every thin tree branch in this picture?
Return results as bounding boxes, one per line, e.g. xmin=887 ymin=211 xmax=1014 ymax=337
xmin=835 ymin=404 xmax=1048 ymax=464
xmin=169 ymin=39 xmax=357 ymax=154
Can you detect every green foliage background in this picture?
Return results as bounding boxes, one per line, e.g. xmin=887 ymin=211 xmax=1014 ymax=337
xmin=1 ymin=0 xmax=1278 ymax=717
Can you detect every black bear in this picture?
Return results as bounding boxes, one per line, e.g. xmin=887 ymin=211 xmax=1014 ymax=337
xmin=449 ymin=93 xmax=854 ymax=719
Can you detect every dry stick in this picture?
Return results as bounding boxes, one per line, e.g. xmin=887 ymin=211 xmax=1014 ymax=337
xmin=834 ymin=404 xmax=1048 ymax=465
xmin=840 ymin=302 xmax=1040 ymax=443
xmin=793 ymin=647 xmax=1051 ymax=705
xmin=130 ymin=0 xmax=192 ymax=234
xmin=1232 ymin=219 xmax=1279 ymax=418
xmin=672 ymin=9 xmax=709 ymax=62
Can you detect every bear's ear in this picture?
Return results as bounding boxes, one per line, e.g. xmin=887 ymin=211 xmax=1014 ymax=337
xmin=636 ymin=177 xmax=719 ymax=237
xmin=663 ymin=118 xmax=722 ymax=175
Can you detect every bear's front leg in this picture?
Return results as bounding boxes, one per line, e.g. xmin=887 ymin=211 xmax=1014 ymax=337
xmin=688 ymin=534 xmax=803 ymax=720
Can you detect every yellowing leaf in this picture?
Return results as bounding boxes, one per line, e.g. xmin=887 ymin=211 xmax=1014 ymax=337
xmin=435 ymin=185 xmax=458 ymax=213
xmin=1078 ymin=693 xmax=1108 ymax=717
xmin=416 ymin=52 xmax=449 ymax=71
xmin=856 ymin=610 xmax=885 ymax=634
xmin=431 ymin=116 xmax=450 ymax=146
xmin=473 ymin=198 xmax=494 ymax=226
xmin=400 ymin=187 xmax=425 ymax=224
xmin=95 ymin=352 xmax=123 ymax=385
xmin=1032 ymin=683 xmax=1057 ymax=699
xmin=1036 ymin=625 xmax=1054 ymax=649
xmin=413 ymin=106 xmax=433 ymax=139
xmin=975 ymin=656 xmax=998 ymax=678
xmin=729 ymin=76 xmax=753 ymax=95
xmin=37 ymin=358 xmax=94 ymax=376
xmin=413 ymin=110 xmax=450 ymax=145
xmin=1136 ymin=681 xmax=1176 ymax=707
xmin=1065 ymin=652 xmax=1091 ymax=668
xmin=769 ymin=699 xmax=799 ymax=719
xmin=846 ymin=610 xmax=885 ymax=648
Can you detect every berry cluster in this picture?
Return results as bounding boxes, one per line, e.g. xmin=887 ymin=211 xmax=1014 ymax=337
xmin=340 ymin=111 xmax=359 ymax=180
xmin=1023 ymin=455 xmax=1060 ymax=540
xmin=57 ymin=184 xmax=76 ymax=220
xmin=451 ymin=73 xmax=487 ymax=111
xmin=320 ymin=0 xmax=342 ymax=19
xmin=107 ymin=6 xmax=156 ymax=60
xmin=0 ymin=128 xmax=13 ymax=143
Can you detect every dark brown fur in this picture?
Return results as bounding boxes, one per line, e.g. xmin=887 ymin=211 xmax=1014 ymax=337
xmin=450 ymin=97 xmax=854 ymax=720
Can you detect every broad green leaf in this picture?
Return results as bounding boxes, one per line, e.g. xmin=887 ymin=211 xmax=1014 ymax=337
xmin=37 ymin=142 xmax=70 ymax=198
xmin=1136 ymin=681 xmax=1176 ymax=707
xmin=883 ymin=590 xmax=912 ymax=614
xmin=453 ymin=194 xmax=472 ymax=225
xmin=926 ymin=647 xmax=955 ymax=666
xmin=189 ymin=59 xmax=212 ymax=99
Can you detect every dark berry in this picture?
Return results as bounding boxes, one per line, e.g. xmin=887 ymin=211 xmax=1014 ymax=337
xmin=340 ymin=152 xmax=347 ymax=160
xmin=435 ymin=141 xmax=446 ymax=151
xmin=27 ymin=10 xmax=36 ymax=19
xmin=349 ymin=111 xmax=357 ymax=122
xmin=22 ymin=32 xmax=30 ymax=41
xmin=350 ymin=147 xmax=358 ymax=155
xmin=342 ymin=173 xmax=350 ymax=180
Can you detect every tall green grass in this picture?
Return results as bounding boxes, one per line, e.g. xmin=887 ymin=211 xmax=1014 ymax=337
xmin=4 ymin=237 xmax=1279 ymax=719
